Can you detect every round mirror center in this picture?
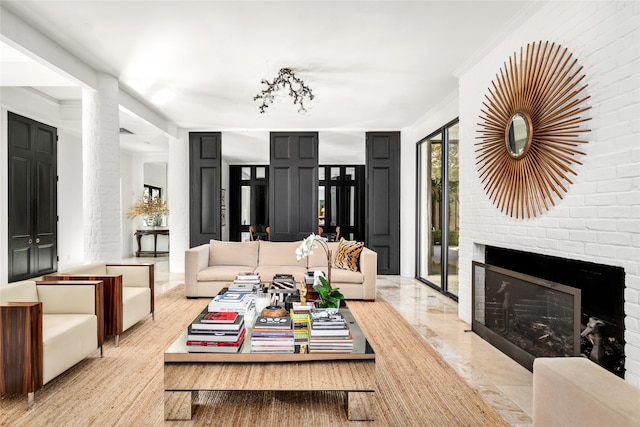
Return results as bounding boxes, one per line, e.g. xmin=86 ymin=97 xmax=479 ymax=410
xmin=506 ymin=113 xmax=531 ymax=158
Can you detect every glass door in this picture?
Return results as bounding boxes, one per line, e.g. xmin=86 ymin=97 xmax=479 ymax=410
xmin=417 ymin=119 xmax=459 ymax=299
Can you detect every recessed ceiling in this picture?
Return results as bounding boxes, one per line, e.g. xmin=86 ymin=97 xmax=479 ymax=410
xmin=1 ymin=1 xmax=542 ymax=154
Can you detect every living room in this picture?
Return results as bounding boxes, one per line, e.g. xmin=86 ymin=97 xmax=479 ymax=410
xmin=1 ymin=1 xmax=639 ymax=425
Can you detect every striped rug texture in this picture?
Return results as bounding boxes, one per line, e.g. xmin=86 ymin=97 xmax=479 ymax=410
xmin=0 ymin=284 xmax=508 ymax=426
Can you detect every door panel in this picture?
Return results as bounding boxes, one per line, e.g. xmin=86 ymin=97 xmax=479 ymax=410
xmin=269 ymin=132 xmax=318 ymax=242
xmin=8 ymin=112 xmax=57 ymax=281
xmin=189 ymin=132 xmax=222 ymax=246
xmin=366 ymin=132 xmax=400 ymax=275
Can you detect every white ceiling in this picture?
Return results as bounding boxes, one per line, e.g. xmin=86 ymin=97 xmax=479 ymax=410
xmin=0 ymin=1 xmax=541 ymax=156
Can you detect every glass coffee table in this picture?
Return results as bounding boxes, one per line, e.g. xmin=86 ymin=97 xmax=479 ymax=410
xmin=164 ymin=300 xmax=376 ymax=421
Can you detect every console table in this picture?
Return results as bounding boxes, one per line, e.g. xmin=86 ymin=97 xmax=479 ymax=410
xmin=135 ymin=229 xmax=169 ymax=257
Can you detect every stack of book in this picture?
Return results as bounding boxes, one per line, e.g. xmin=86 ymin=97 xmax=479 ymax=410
xmin=250 ymin=315 xmax=295 ymax=353
xmin=308 ymin=311 xmax=353 ymax=353
xmin=186 ymin=311 xmax=246 ymax=353
xmin=290 ymin=304 xmax=311 ymax=344
xmin=208 ymin=291 xmax=256 ymax=323
xmin=229 ymin=272 xmax=262 ymax=293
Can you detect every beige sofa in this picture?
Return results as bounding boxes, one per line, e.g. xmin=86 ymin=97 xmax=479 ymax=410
xmin=185 ymin=240 xmax=377 ymax=299
xmin=0 ymin=279 xmax=104 ymax=409
xmin=533 ymin=357 xmax=640 ymax=427
xmin=43 ymin=262 xmax=154 ymax=345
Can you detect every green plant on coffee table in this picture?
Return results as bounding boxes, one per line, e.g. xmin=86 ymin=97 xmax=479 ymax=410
xmin=314 ymin=275 xmax=344 ymax=308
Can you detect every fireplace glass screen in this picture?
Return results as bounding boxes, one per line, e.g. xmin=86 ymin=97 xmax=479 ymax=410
xmin=472 ymin=262 xmax=581 ymax=371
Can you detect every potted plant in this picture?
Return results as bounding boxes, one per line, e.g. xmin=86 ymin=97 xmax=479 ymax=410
xmin=313 ymin=275 xmax=344 ymax=310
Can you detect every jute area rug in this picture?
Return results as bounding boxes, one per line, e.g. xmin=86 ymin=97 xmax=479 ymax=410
xmin=0 ymin=284 xmax=508 ymax=426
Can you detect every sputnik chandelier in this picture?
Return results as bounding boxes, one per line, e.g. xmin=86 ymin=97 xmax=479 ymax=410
xmin=254 ymin=68 xmax=314 ymax=114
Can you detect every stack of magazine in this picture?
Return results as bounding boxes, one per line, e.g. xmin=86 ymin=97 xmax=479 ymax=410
xmin=186 ymin=311 xmax=246 ymax=353
xmin=308 ymin=311 xmax=353 ymax=353
xmin=250 ymin=315 xmax=294 ymax=353
xmin=229 ymin=272 xmax=262 ymax=293
xmin=208 ymin=291 xmax=256 ymax=323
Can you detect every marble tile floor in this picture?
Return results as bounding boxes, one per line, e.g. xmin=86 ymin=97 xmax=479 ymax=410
xmin=142 ymin=257 xmax=533 ymax=426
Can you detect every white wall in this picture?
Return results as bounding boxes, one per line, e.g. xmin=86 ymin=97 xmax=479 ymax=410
xmin=57 ymin=129 xmax=84 ymax=268
xmin=400 ymin=92 xmax=460 ymax=276
xmin=458 ymin=1 xmax=640 ymax=385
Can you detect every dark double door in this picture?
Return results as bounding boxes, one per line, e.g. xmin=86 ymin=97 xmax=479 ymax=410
xmin=7 ymin=112 xmax=58 ymax=281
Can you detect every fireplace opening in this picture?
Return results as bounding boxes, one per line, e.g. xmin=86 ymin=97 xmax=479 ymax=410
xmin=473 ymin=246 xmax=626 ymax=377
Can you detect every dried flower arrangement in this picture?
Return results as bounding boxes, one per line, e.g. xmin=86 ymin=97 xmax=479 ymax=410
xmin=127 ymin=193 xmax=169 ymax=226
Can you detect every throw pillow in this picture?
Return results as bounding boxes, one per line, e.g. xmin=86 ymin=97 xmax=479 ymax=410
xmin=334 ymin=238 xmax=364 ymax=272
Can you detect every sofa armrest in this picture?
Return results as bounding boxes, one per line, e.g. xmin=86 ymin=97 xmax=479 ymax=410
xmin=185 ymin=244 xmax=211 ymax=297
xmin=533 ymin=357 xmax=640 ymax=427
xmin=106 ymin=263 xmax=154 ymax=315
xmin=35 ymin=280 xmax=104 ymax=348
xmin=359 ymin=247 xmax=377 ymax=300
xmin=0 ymin=302 xmax=43 ymax=396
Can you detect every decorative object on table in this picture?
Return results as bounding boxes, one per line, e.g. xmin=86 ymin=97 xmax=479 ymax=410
xmin=476 ymin=40 xmax=591 ymax=219
xmin=299 ymin=285 xmax=308 ymax=306
xmin=269 ymin=275 xmax=297 ymax=305
xmin=313 ymin=275 xmax=344 ymax=311
xmin=296 ymin=233 xmax=333 ymax=286
xmin=260 ymin=305 xmax=288 ymax=317
xmin=127 ymin=191 xmax=169 ymax=227
xmin=253 ymin=67 xmax=314 ymax=114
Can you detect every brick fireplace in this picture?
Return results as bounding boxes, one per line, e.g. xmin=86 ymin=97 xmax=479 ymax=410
xmin=473 ymin=246 xmax=626 ymax=377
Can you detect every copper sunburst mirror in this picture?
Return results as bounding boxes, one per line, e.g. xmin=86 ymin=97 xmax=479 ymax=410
xmin=476 ymin=41 xmax=591 ymax=218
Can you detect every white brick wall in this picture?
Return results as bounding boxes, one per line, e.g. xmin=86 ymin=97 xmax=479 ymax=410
xmin=459 ymin=1 xmax=640 ymax=386
xmin=81 ymin=73 xmax=122 ymax=262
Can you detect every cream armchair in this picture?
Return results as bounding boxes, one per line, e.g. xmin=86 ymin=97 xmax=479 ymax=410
xmin=43 ymin=262 xmax=154 ymax=346
xmin=0 ymin=279 xmax=104 ymax=409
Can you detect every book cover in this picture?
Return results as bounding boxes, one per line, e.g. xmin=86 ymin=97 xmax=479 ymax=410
xmin=189 ymin=321 xmax=245 ymax=337
xmin=215 ymin=292 xmax=247 ymax=303
xmin=310 ymin=325 xmax=350 ymax=337
xmin=201 ymin=311 xmax=238 ymax=323
xmin=237 ymin=272 xmax=259 ymax=279
xmin=251 ymin=330 xmax=295 ymax=337
xmin=253 ymin=315 xmax=292 ymax=329
xmin=187 ymin=327 xmax=247 ymax=342
xmin=187 ymin=329 xmax=246 ymax=346
xmin=268 ymin=280 xmax=297 ymax=293
xmin=192 ymin=314 xmax=244 ymax=331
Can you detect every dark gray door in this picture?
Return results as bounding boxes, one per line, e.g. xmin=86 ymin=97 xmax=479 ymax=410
xmin=269 ymin=132 xmax=318 ymax=241
xmin=366 ymin=132 xmax=400 ymax=274
xmin=8 ymin=112 xmax=58 ymax=281
xmin=189 ymin=132 xmax=222 ymax=247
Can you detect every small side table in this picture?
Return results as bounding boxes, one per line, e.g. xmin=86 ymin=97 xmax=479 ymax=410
xmin=135 ymin=229 xmax=170 ymax=257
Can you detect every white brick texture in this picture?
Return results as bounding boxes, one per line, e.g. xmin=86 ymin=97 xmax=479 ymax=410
xmin=459 ymin=2 xmax=640 ymax=386
xmin=81 ymin=73 xmax=122 ymax=262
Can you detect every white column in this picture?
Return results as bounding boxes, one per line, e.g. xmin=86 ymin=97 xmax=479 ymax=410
xmin=82 ymin=73 xmax=121 ymax=262
xmin=168 ymin=129 xmax=189 ymax=273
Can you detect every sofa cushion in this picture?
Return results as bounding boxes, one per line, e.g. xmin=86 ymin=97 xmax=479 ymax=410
xmin=329 ymin=267 xmax=364 ymax=284
xmin=258 ymin=241 xmax=302 ymax=267
xmin=107 ymin=265 xmax=150 ymax=288
xmin=60 ymin=262 xmax=108 ymax=275
xmin=334 ymin=239 xmax=365 ymax=272
xmin=209 ymin=240 xmax=259 ymax=267
xmin=198 ymin=265 xmax=256 ymax=282
xmin=42 ymin=314 xmax=98 ymax=384
xmin=307 ymin=241 xmax=339 ymax=269
xmin=0 ymin=280 xmax=39 ymax=303
xmin=122 ymin=287 xmax=151 ymax=330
